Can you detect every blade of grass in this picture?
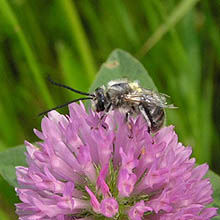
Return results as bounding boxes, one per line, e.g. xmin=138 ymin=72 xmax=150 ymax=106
xmin=136 ymin=0 xmax=200 ymax=58
xmin=18 ymin=2 xmax=53 ymax=65
xmin=58 ymin=0 xmax=96 ymax=82
xmin=0 ymin=0 xmax=54 ymax=108
xmin=111 ymin=0 xmax=140 ymax=47
xmin=78 ymin=0 xmax=111 ymax=58
xmin=202 ymin=1 xmax=220 ymax=62
xmin=0 ymin=52 xmax=25 ymax=146
xmin=56 ymin=41 xmax=89 ymax=99
xmin=141 ymin=0 xmax=160 ymax=32
xmin=98 ymin=1 xmax=128 ymax=48
xmin=198 ymin=74 xmax=213 ymax=163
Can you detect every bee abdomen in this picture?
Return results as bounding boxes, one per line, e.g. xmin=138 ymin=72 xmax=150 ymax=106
xmin=150 ymin=107 xmax=165 ymax=132
xmin=141 ymin=104 xmax=165 ymax=133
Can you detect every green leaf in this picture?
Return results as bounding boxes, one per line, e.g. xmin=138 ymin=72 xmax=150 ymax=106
xmin=89 ymin=49 xmax=157 ymax=93
xmin=206 ymin=169 xmax=220 ymax=218
xmin=0 ymin=145 xmax=26 ymax=187
xmin=0 ymin=208 xmax=10 ymax=220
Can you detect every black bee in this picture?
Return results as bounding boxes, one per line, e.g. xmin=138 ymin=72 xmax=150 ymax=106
xmin=39 ymin=78 xmax=176 ymax=133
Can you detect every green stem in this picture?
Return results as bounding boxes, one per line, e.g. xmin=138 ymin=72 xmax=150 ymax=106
xmin=0 ymin=0 xmax=54 ymax=107
xmin=59 ymin=0 xmax=96 ymax=82
xmin=136 ymin=0 xmax=200 ymax=58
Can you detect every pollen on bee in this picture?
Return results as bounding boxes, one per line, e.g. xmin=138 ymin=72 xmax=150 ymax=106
xmin=129 ymin=81 xmax=142 ymax=92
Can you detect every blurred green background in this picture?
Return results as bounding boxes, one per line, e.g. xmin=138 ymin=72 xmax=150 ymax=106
xmin=0 ymin=0 xmax=220 ymax=219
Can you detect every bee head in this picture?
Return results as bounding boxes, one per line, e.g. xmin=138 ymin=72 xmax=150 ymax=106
xmin=94 ymin=87 xmax=107 ymax=112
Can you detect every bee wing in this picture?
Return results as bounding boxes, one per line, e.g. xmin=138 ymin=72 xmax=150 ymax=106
xmin=124 ymin=94 xmax=143 ymax=103
xmin=125 ymin=89 xmax=177 ymax=109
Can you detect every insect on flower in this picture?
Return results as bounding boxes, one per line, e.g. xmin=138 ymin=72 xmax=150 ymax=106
xmin=39 ymin=77 xmax=177 ymax=133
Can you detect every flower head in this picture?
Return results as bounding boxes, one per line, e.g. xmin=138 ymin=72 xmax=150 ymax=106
xmin=16 ymin=102 xmax=217 ymax=219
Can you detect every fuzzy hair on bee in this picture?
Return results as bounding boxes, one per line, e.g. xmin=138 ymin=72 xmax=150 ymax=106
xmin=39 ymin=77 xmax=177 ymax=133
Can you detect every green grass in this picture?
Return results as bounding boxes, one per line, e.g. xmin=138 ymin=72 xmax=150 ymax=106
xmin=0 ymin=0 xmax=220 ymax=218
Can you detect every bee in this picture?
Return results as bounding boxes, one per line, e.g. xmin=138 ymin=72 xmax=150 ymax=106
xmin=39 ymin=77 xmax=176 ymax=133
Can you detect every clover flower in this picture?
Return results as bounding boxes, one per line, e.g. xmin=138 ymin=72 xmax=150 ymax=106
xmin=16 ymin=102 xmax=217 ymax=219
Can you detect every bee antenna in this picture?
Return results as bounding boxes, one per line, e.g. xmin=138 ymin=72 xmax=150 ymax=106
xmin=38 ymin=97 xmax=93 ymax=116
xmin=47 ymin=76 xmax=95 ymax=97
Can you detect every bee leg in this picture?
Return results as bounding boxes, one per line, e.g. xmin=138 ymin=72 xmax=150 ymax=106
xmin=106 ymin=103 xmax=112 ymax=113
xmin=125 ymin=112 xmax=130 ymax=122
xmin=99 ymin=104 xmax=112 ymax=129
xmin=99 ymin=113 xmax=107 ymax=129
xmin=126 ymin=105 xmax=136 ymax=123
xmin=138 ymin=105 xmax=152 ymax=133
xmin=124 ymin=111 xmax=133 ymax=138
xmin=100 ymin=113 xmax=106 ymax=121
xmin=100 ymin=104 xmax=112 ymax=120
xmin=125 ymin=111 xmax=135 ymax=124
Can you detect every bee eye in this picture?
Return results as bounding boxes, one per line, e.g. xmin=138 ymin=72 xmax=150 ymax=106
xmin=95 ymin=87 xmax=106 ymax=112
